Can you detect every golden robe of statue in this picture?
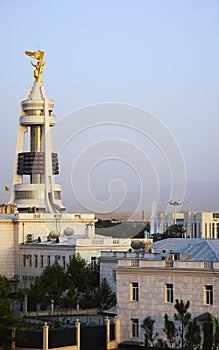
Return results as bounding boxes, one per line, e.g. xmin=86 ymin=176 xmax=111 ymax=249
xmin=25 ymin=50 xmax=46 ymax=83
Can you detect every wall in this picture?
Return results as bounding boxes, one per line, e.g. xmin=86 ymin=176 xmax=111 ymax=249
xmin=0 ymin=219 xmax=15 ymax=278
xmin=116 ymin=262 xmax=219 ymax=343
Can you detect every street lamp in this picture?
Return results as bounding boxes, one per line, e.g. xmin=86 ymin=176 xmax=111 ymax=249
xmin=51 ymin=299 xmax=54 ymax=315
xmin=168 ymin=200 xmax=183 ymax=225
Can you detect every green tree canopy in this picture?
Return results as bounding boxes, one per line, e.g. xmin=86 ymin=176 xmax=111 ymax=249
xmin=164 ymin=224 xmax=186 ymax=238
xmin=67 ymin=254 xmax=89 ymax=292
xmin=163 ymin=313 xmax=177 ymax=348
xmin=185 ymin=319 xmax=201 ymax=350
xmin=28 ymin=262 xmax=68 ymax=309
xmin=202 ymin=315 xmax=213 ymax=350
xmin=27 ymin=254 xmax=99 ymax=310
xmin=141 ymin=316 xmax=158 ymax=350
xmin=153 ymin=224 xmax=186 ymax=241
xmin=0 ymin=275 xmax=18 ymax=347
xmin=174 ymin=299 xmax=191 ymax=350
xmin=94 ymin=277 xmax=116 ymax=314
xmin=86 ymin=260 xmax=99 ymax=292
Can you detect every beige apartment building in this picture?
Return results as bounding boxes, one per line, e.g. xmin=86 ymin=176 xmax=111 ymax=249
xmin=100 ymin=238 xmax=219 ymax=345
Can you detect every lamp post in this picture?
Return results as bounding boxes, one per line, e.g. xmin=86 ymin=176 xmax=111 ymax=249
xmin=168 ymin=200 xmax=183 ymax=225
xmin=51 ymin=300 xmax=54 ymax=315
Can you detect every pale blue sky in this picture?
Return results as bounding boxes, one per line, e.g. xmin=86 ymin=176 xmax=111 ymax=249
xmin=0 ymin=1 xmax=219 ymax=214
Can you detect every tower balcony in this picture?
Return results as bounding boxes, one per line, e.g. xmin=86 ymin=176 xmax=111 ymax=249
xmin=20 ymin=115 xmax=56 ymax=126
xmin=13 ymin=183 xmax=64 ymax=212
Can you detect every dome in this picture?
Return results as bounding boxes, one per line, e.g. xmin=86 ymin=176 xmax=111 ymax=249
xmin=48 ymin=231 xmax=60 ymax=239
xmin=63 ymin=227 xmax=74 ymax=236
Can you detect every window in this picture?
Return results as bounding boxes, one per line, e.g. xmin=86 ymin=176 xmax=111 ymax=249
xmin=23 ymin=255 xmax=26 ymax=267
xmin=204 ymin=261 xmax=213 ymax=269
xmin=217 ymin=223 xmax=219 ymax=238
xmin=35 ymin=255 xmax=38 ymax=268
xmin=113 ymin=239 xmax=119 ymax=244
xmin=47 ymin=256 xmax=50 ymax=266
xmin=204 ymin=285 xmax=213 ymax=305
xmin=212 ymin=223 xmax=215 ymax=238
xmin=205 ymin=223 xmax=207 ymax=238
xmin=91 ymin=256 xmax=97 ymax=267
xmin=165 ymin=283 xmax=173 ymax=303
xmin=131 ymin=282 xmax=139 ymax=301
xmin=172 ymin=254 xmax=179 ymax=261
xmin=15 ymin=190 xmax=44 ymax=200
xmin=62 ymin=256 xmax=66 ymax=269
xmin=112 ymin=270 xmax=116 ymax=282
xmin=40 ymin=255 xmax=44 ymax=268
xmin=55 ymin=255 xmax=60 ymax=263
xmin=29 ymin=255 xmax=32 ymax=268
xmin=165 ymin=260 xmax=174 ymax=268
xmin=131 ymin=318 xmax=139 ymax=338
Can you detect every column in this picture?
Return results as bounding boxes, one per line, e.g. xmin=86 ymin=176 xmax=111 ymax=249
xmin=114 ymin=316 xmax=120 ymax=345
xmin=75 ymin=319 xmax=80 ymax=350
xmin=105 ymin=317 xmax=110 ymax=350
xmin=43 ymin=323 xmax=49 ymax=350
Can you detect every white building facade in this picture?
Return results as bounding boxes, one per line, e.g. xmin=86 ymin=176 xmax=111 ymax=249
xmin=152 ymin=211 xmax=219 ymax=238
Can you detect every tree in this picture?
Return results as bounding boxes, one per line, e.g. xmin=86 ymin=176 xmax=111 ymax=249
xmin=163 ymin=313 xmax=177 ymax=348
xmin=86 ymin=261 xmax=99 ymax=292
xmin=95 ymin=219 xmax=120 ymax=228
xmin=80 ymin=288 xmax=94 ymax=311
xmin=202 ymin=315 xmax=213 ymax=350
xmin=67 ymin=254 xmax=88 ymax=292
xmin=27 ymin=275 xmax=43 ymax=310
xmin=14 ymin=288 xmax=25 ymax=311
xmin=27 ymin=262 xmax=68 ymax=309
xmin=212 ymin=327 xmax=219 ymax=350
xmin=0 ymin=275 xmax=18 ymax=348
xmin=60 ymin=283 xmax=79 ymax=309
xmin=156 ymin=338 xmax=169 ymax=349
xmin=160 ymin=224 xmax=186 ymax=240
xmin=140 ymin=316 xmax=158 ymax=350
xmin=94 ymin=278 xmax=116 ymax=314
xmin=131 ymin=240 xmax=146 ymax=250
xmin=174 ymin=299 xmax=191 ymax=350
xmin=27 ymin=254 xmax=99 ymax=311
xmin=211 ymin=316 xmax=219 ymax=350
xmin=185 ymin=319 xmax=201 ymax=350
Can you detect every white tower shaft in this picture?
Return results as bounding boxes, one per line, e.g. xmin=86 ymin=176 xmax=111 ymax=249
xmin=9 ymin=82 xmax=65 ymax=213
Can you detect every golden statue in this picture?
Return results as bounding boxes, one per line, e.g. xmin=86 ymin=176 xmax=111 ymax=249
xmin=25 ymin=50 xmax=46 ymax=83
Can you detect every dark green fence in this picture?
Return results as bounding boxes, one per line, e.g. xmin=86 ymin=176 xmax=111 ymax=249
xmin=17 ymin=325 xmax=107 ymax=350
xmin=17 ymin=330 xmax=43 ymax=349
xmin=80 ymin=325 xmax=106 ymax=350
xmin=49 ymin=328 xmax=77 ymax=348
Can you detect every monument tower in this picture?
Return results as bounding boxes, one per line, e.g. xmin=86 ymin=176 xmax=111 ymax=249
xmin=9 ymin=50 xmax=65 ymax=213
xmin=0 ymin=51 xmax=131 ymax=283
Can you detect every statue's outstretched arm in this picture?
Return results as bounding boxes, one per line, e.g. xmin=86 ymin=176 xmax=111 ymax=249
xmin=31 ymin=61 xmax=37 ymax=68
